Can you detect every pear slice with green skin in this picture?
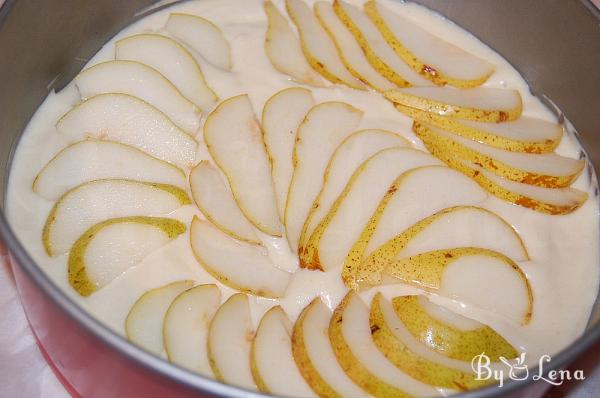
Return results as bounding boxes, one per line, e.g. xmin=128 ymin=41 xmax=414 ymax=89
xmin=33 ymin=140 xmax=186 ymax=201
xmin=384 ymin=247 xmax=533 ymax=325
xmin=163 ymin=284 xmax=221 ymax=378
xmin=264 ymin=1 xmax=325 ymax=86
xmin=422 ymin=135 xmax=588 ymax=214
xmin=285 ymin=0 xmax=365 ymax=89
xmin=291 ymin=298 xmax=369 ymax=398
xmin=370 ymin=293 xmax=489 ymax=390
xmin=165 ymin=13 xmax=232 ymax=71
xmin=414 ymin=122 xmax=584 ymax=188
xmin=190 ymin=217 xmax=290 ymax=298
xmin=251 ymin=306 xmax=316 ymax=397
xmin=395 ymin=103 xmax=562 ymax=153
xmin=394 ymin=295 xmax=518 ymax=362
xmin=57 ymin=93 xmax=197 ymax=168
xmin=299 ymin=129 xmax=411 ymax=254
xmin=125 ymin=280 xmax=194 ymax=356
xmin=75 ymin=60 xmax=201 ymax=133
xmin=363 ymin=206 xmax=528 ymax=284
xmin=68 ymin=216 xmax=186 ymax=296
xmin=285 ymin=101 xmax=363 ymax=252
xmin=43 ymin=179 xmax=190 ymax=257
xmin=329 ymin=292 xmax=440 ymax=397
xmin=385 ymin=87 xmax=523 ymax=122
xmin=314 ymin=1 xmax=395 ymax=92
xmin=262 ymin=87 xmax=315 ymax=222
xmin=190 ymin=161 xmax=260 ymax=244
xmin=301 ymin=148 xmax=441 ymax=271
xmin=207 ymin=293 xmax=256 ymax=390
xmin=115 ymin=33 xmax=218 ymax=111
xmin=364 ymin=1 xmax=494 ymax=88
xmin=332 ymin=0 xmax=432 ymax=88
xmin=204 ymin=94 xmax=282 ymax=236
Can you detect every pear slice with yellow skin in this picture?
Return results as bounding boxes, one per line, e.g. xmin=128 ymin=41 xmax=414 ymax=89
xmin=56 ymin=94 xmax=197 ymax=168
xmin=332 ymin=0 xmax=432 ymax=88
xmin=363 ymin=206 xmax=528 ymax=284
xmin=33 ymin=140 xmax=186 ymax=201
xmin=75 ymin=60 xmax=201 ymax=133
xmin=364 ymin=1 xmax=494 ymax=88
xmin=207 ymin=293 xmax=257 ymax=390
xmin=204 ymin=94 xmax=282 ymax=236
xmin=385 ymin=87 xmax=522 ymax=122
xmin=43 ymin=179 xmax=190 ymax=256
xmin=262 ymin=87 xmax=315 ymax=222
xmin=384 ymin=248 xmax=533 ymax=325
xmin=264 ymin=1 xmax=324 ymax=86
xmin=370 ymin=293 xmax=489 ymax=390
xmin=165 ymin=13 xmax=232 ymax=71
xmin=163 ymin=284 xmax=221 ymax=378
xmin=68 ymin=216 xmax=186 ymax=296
xmin=251 ymin=306 xmax=316 ymax=397
xmin=190 ymin=217 xmax=290 ymax=298
xmin=393 ymin=295 xmax=518 ymax=362
xmin=414 ymin=122 xmax=584 ymax=188
xmin=115 ymin=33 xmax=218 ymax=111
xmin=314 ymin=1 xmax=395 ymax=91
xmin=299 ymin=129 xmax=411 ymax=254
xmin=285 ymin=101 xmax=363 ymax=252
xmin=342 ymin=166 xmax=487 ymax=290
xmin=291 ymin=298 xmax=369 ymax=398
xmin=301 ymin=148 xmax=440 ymax=271
xmin=329 ymin=292 xmax=440 ymax=397
xmin=125 ymin=280 xmax=194 ymax=356
xmin=285 ymin=0 xmax=364 ymax=89
xmin=189 ymin=161 xmax=260 ymax=244
xmin=395 ymin=103 xmax=562 ymax=153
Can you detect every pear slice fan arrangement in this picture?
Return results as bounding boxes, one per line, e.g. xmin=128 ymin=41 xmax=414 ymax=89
xmin=32 ymin=1 xmax=590 ymax=397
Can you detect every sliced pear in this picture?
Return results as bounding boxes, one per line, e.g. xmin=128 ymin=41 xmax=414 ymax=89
xmin=207 ymin=293 xmax=256 ymax=390
xmin=314 ymin=1 xmax=394 ymax=91
xmin=125 ymin=280 xmax=194 ymax=356
xmin=299 ymin=130 xmax=411 ymax=255
xmin=33 ymin=140 xmax=186 ymax=200
xmin=163 ymin=284 xmax=221 ymax=377
xmin=415 ymin=122 xmax=583 ymax=188
xmin=115 ymin=33 xmax=218 ymax=111
xmin=262 ymin=87 xmax=315 ymax=222
xmin=332 ymin=0 xmax=432 ymax=87
xmin=364 ymin=1 xmax=494 ymax=88
xmin=301 ymin=147 xmax=441 ymax=271
xmin=285 ymin=0 xmax=364 ymax=89
xmin=329 ymin=292 xmax=439 ymax=397
xmin=385 ymin=248 xmax=533 ymax=324
xmin=393 ymin=295 xmax=518 ymax=362
xmin=365 ymin=206 xmax=528 ymax=279
xmin=292 ymin=298 xmax=369 ymax=398
xmin=57 ymin=94 xmax=197 ymax=168
xmin=165 ymin=13 xmax=232 ymax=71
xmin=190 ymin=161 xmax=259 ymax=244
xmin=43 ymin=179 xmax=190 ymax=256
xmin=251 ymin=306 xmax=316 ymax=397
xmin=285 ymin=101 xmax=363 ymax=251
xmin=395 ymin=103 xmax=562 ymax=153
xmin=385 ymin=87 xmax=522 ymax=122
xmin=264 ymin=1 xmax=324 ymax=86
xmin=370 ymin=293 xmax=487 ymax=390
xmin=68 ymin=216 xmax=186 ymax=296
xmin=190 ymin=217 xmax=290 ymax=298
xmin=75 ymin=60 xmax=201 ymax=133
xmin=204 ymin=95 xmax=281 ymax=236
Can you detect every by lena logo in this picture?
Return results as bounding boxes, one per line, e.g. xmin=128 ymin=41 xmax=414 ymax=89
xmin=471 ymin=352 xmax=585 ymax=387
